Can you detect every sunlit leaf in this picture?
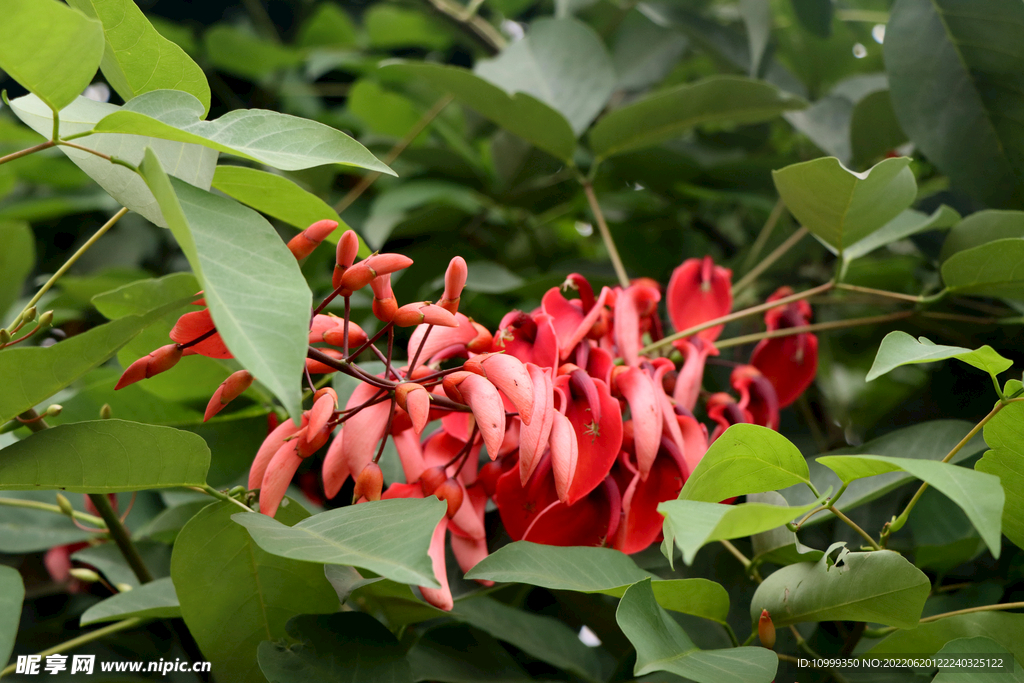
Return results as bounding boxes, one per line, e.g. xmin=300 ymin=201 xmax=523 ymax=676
xmin=867 ymin=331 xmax=1013 ymax=382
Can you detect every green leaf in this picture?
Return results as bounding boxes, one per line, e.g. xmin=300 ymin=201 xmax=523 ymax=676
xmin=95 ymin=90 xmax=393 ymax=174
xmin=781 ymin=420 xmax=988 ymax=517
xmin=407 ymin=625 xmax=531 ymax=682
xmin=610 ymin=12 xmax=687 ymax=92
xmin=911 ymin=487 xmax=986 ymax=572
xmin=378 ymin=62 xmax=577 ymax=163
xmin=868 ymin=613 xmax=1024 ymax=662
xmin=258 ymin=613 xmax=413 ymax=683
xmin=617 ymin=579 xmax=777 ymax=682
xmin=591 ymin=76 xmax=806 ymax=160
xmin=65 ymin=0 xmax=210 ymax=116
xmin=660 ymin=498 xmax=823 ymax=566
xmin=475 ymin=18 xmax=614 ymax=136
xmin=92 ymin=272 xmax=199 ymax=319
xmin=941 ymin=238 xmax=1024 ymax=298
xmin=0 ymin=420 xmax=209 ymax=492
xmin=9 ymin=94 xmax=218 ymax=227
xmin=134 ymin=500 xmax=210 ymax=543
xmin=362 ymin=180 xmax=486 ymax=250
xmin=365 ymin=5 xmax=452 ymax=51
xmin=347 ymin=80 xmax=428 ymax=142
xmin=139 ymin=151 xmax=311 ymax=421
xmin=816 ymin=454 xmax=1004 ymax=556
xmin=0 ymin=0 xmax=103 ymax=112
xmin=749 ymin=492 xmax=825 ymax=565
xmin=453 ymin=597 xmax=603 ymax=682
xmin=679 ymin=423 xmax=811 ymax=502
xmin=0 ymin=491 xmax=97 ymax=553
xmin=0 ymin=297 xmax=192 ymax=423
xmin=976 ymin=400 xmax=1024 ymax=550
xmin=211 ymin=166 xmax=348 ymax=234
xmin=933 ymin=637 xmax=1024 ymax=681
xmin=231 ymin=498 xmax=446 ymax=587
xmin=0 ymin=565 xmax=24 ymax=669
xmin=885 ymin=0 xmax=1024 ymax=208
xmin=466 ymin=541 xmax=730 ymax=623
xmin=739 ymin=0 xmax=771 ymax=77
xmin=843 ymin=205 xmax=960 ymax=263
xmin=80 ymin=576 xmax=180 ymax=625
xmin=940 ymin=210 xmax=1024 ymax=262
xmin=772 ymin=156 xmax=917 ymax=253
xmin=297 ymin=4 xmax=358 ymax=49
xmin=203 ymin=25 xmax=303 ymax=81
xmin=751 ymin=545 xmax=930 ymax=628
xmin=790 ymin=0 xmax=833 ymax=37
xmin=171 ymin=500 xmax=340 ymax=683
xmin=866 ymin=331 xmax=1013 ymax=382
xmin=0 ymin=220 xmax=34 ymax=320
xmin=850 ymin=90 xmax=908 ymax=169
xmin=343 ymin=577 xmax=450 ymax=629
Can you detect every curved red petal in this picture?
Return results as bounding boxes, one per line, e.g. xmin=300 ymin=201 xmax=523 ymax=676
xmin=666 ymin=257 xmax=732 ymax=343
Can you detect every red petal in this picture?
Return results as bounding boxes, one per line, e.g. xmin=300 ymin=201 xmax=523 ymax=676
xmin=556 ymin=375 xmax=622 ymax=505
xmin=613 ymin=452 xmax=684 ymax=554
xmin=750 ymin=333 xmax=818 ymax=408
xmin=666 ymin=257 xmax=732 ymax=343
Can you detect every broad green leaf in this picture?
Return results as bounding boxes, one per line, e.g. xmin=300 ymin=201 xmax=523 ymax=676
xmin=780 ymin=420 xmax=987 ymax=517
xmin=679 ymin=423 xmax=810 ymax=502
xmin=885 ymin=0 xmax=1024 ymax=208
xmin=139 ymin=151 xmax=311 ymax=421
xmin=749 ymin=492 xmax=825 ymax=565
xmin=772 ymin=156 xmax=917 ymax=253
xmin=203 ymin=25 xmax=303 ymax=81
xmin=940 ymin=210 xmax=1024 ymax=262
xmin=0 ymin=220 xmax=34 ymax=320
xmin=866 ymin=331 xmax=1013 ymax=382
xmin=134 ymin=500 xmax=210 ymax=543
xmin=933 ymin=638 xmax=1023 ymax=681
xmin=0 ymin=191 xmax=117 ymax=222
xmin=366 ymin=5 xmax=452 ymax=51
xmin=378 ymin=62 xmax=577 ymax=163
xmin=297 ymin=3 xmax=358 ymax=49
xmin=94 ymin=90 xmax=393 ymax=174
xmin=65 ymin=0 xmax=210 ymax=116
xmin=751 ymin=546 xmax=930 ymax=628
xmin=465 ymin=541 xmax=730 ymax=623
xmin=0 ymin=297 xmax=192 ymax=423
xmin=463 ymin=262 xmax=524 ymax=294
xmin=232 ymin=498 xmax=445 ymax=587
xmin=50 ymin=367 xmax=203 ymax=426
xmin=0 ymin=491 xmax=97 ymax=553
xmin=453 ymin=597 xmax=603 ymax=682
xmin=617 ymin=580 xmax=777 ymax=682
xmin=849 ymin=90 xmax=908 ymax=169
xmin=345 ymin=577 xmax=450 ymax=629
xmin=9 ymin=94 xmax=218 ymax=227
xmin=475 ymin=18 xmax=614 ymax=136
xmin=92 ymin=272 xmax=199 ymax=319
xmin=791 ymin=0 xmax=833 ymax=37
xmin=347 ymin=80 xmax=427 ymax=142
xmin=977 ymin=400 xmax=1024 ymax=550
xmin=739 ymin=0 xmax=771 ymax=77
xmin=816 ymin=454 xmax=1004 ymax=556
xmin=660 ymin=498 xmax=823 ymax=566
xmin=258 ymin=613 xmax=413 ymax=683
xmin=868 ymin=613 xmax=1024 ymax=661
xmin=80 ymin=576 xmax=180 ymax=625
xmin=783 ymin=74 xmax=887 ymax=165
xmin=842 ymin=205 xmax=960 ymax=263
xmin=0 ymin=565 xmax=24 ymax=669
xmin=591 ymin=76 xmax=806 ymax=160
xmin=407 ymin=625 xmax=531 ymax=682
xmin=0 ymin=0 xmax=103 ymax=112
xmin=362 ymin=180 xmax=486 ymax=250
xmin=941 ymin=238 xmax=1024 ymax=298
xmin=911 ymin=487 xmax=986 ymax=573
xmin=172 ymin=500 xmax=339 ymax=683
xmin=610 ymin=12 xmax=687 ymax=92
xmin=0 ymin=420 xmax=209 ymax=492
xmin=211 ymin=165 xmax=350 ymax=235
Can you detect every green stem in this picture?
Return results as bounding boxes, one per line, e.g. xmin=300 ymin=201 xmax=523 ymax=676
xmin=884 ymin=401 xmax=1005 ymax=540
xmin=641 ymin=281 xmax=835 ymax=354
xmin=197 ymin=484 xmax=252 ymax=512
xmin=713 ymin=311 xmax=915 ymax=350
xmin=739 ymin=198 xmax=786 ymax=275
xmin=6 ymin=207 xmax=128 ymax=330
xmin=723 ymin=622 xmax=740 ymax=648
xmin=834 ymin=282 xmax=930 ymax=303
xmin=0 ymin=140 xmax=55 ymax=166
xmin=919 ymin=600 xmax=1024 ymax=623
xmin=0 ymin=619 xmax=144 ymax=678
xmin=733 ymin=226 xmax=807 ymax=295
xmin=829 ymin=506 xmax=881 ymax=550
xmin=0 ymin=497 xmax=105 ymax=528
xmin=88 ymin=493 xmax=154 ymax=584
xmin=582 ymin=181 xmax=630 ymax=288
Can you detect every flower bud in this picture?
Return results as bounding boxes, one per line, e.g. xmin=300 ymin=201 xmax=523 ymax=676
xmin=393 ymin=303 xmax=457 ymax=328
xmin=44 ymin=404 xmax=62 ymax=417
xmin=433 ymin=478 xmax=464 ymax=518
xmin=332 ymin=230 xmax=361 ymax=289
xmin=439 ymin=256 xmax=467 ymax=313
xmin=287 ymin=219 xmax=338 ymax=260
xmin=353 ymin=462 xmax=384 ymax=502
xmin=23 ymin=306 xmax=37 ymax=323
xmin=370 ymin=274 xmax=398 ymax=322
xmin=115 ymin=583 xmax=133 ymax=593
xmin=115 ymin=344 xmax=183 ymax=390
xmin=100 ymin=403 xmax=112 ymax=419
xmin=477 ymin=460 xmax=504 ymax=498
xmin=38 ymin=310 xmax=54 ymax=328
xmin=204 ymin=370 xmax=255 ymax=422
xmin=395 ymin=383 xmax=429 ymax=434
xmin=466 ymin=322 xmax=493 ymax=353
xmin=758 ymin=609 xmax=775 ymax=649
xmin=322 ymin=322 xmax=369 ymax=350
xmin=419 ymin=466 xmax=447 ymax=496
xmin=56 ymin=493 xmax=74 ymax=517
xmin=68 ymin=568 xmax=100 ymax=583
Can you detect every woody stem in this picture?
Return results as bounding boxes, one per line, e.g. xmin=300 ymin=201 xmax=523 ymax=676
xmin=582 ymin=181 xmax=630 ymax=288
xmin=0 ymin=140 xmax=55 ymax=166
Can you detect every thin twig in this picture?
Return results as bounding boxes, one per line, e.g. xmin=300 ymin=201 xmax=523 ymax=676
xmin=0 ymin=497 xmax=105 ymax=528
xmin=582 ymin=181 xmax=630 ymax=288
xmin=0 ymin=619 xmax=144 ymax=678
xmin=740 ymin=198 xmax=786 ymax=274
xmin=0 ymin=140 xmax=55 ymax=166
xmin=713 ymin=311 xmax=915 ymax=350
xmin=732 ymin=226 xmax=808 ymax=295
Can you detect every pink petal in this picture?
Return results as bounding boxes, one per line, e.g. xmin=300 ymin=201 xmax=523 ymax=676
xmin=519 ymin=364 xmax=554 ymax=485
xmin=322 ymin=428 xmax=349 ymax=499
xmin=419 ymin=517 xmax=453 ymax=611
xmin=466 ymin=353 xmax=535 ymax=426
xmin=249 ymin=419 xmax=303 ymax=490
xmin=616 ymin=367 xmax=663 ymax=480
xmin=673 ymin=339 xmax=713 ymax=412
xmin=549 ymin=411 xmax=579 ymax=504
xmin=260 ymin=442 xmax=303 ymax=517
xmin=456 ymin=374 xmax=506 ymax=460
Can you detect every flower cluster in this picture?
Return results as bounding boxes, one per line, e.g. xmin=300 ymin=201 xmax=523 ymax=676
xmin=116 ymin=220 xmax=818 ymax=611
